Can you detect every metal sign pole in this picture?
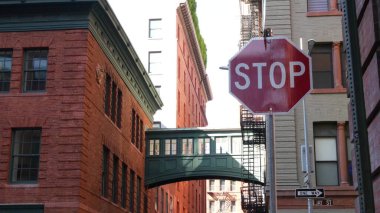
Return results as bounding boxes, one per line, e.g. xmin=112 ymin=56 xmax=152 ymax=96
xmin=302 ymin=99 xmax=313 ymax=213
xmin=267 ymin=109 xmax=277 ymax=213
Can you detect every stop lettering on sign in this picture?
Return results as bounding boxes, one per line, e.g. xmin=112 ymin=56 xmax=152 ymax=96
xmin=234 ymin=61 xmax=306 ymax=90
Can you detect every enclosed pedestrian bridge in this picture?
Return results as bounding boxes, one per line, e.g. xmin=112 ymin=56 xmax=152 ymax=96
xmin=145 ymin=128 xmax=266 ymax=188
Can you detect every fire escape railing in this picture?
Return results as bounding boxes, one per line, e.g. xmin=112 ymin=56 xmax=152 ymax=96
xmin=240 ymin=106 xmax=266 ymax=213
xmin=238 ymin=0 xmax=266 ymax=212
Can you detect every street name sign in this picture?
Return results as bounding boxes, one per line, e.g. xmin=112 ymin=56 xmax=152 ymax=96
xmin=295 ymin=188 xmax=325 ymax=198
xmin=229 ymin=37 xmax=312 ymax=113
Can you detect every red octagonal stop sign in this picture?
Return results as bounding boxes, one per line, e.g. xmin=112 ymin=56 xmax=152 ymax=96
xmin=229 ymin=37 xmax=312 ymax=114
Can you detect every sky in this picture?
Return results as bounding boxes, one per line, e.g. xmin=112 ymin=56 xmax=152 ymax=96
xmin=107 ymin=0 xmax=242 ymax=129
xmin=196 ymin=0 xmax=242 ymax=128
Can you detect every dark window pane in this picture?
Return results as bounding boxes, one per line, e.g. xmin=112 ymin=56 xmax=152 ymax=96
xmin=314 ymin=122 xmax=337 ymax=136
xmin=0 ymin=204 xmax=44 ymax=213
xmin=117 ymin=89 xmax=122 ymax=128
xmin=102 ymin=146 xmax=109 ymax=197
xmin=313 ymin=53 xmax=332 ymax=71
xmin=311 ymin=44 xmax=333 ymax=89
xmin=136 ymin=115 xmax=140 ymax=149
xmin=105 ymin=74 xmax=111 ymax=115
xmin=316 ymin=162 xmax=339 ymax=185
xmin=121 ymin=163 xmax=127 ymax=208
xmin=140 ymin=120 xmax=144 ymax=151
xmin=131 ymin=109 xmax=136 ymax=144
xmin=112 ymin=155 xmax=119 ymax=203
xmin=130 ymin=170 xmax=135 ymax=212
xmin=313 ymin=71 xmax=334 ymax=88
xmin=0 ymin=49 xmax=12 ymax=92
xmin=23 ymin=49 xmax=48 ymax=92
xmin=137 ymin=176 xmax=141 ymax=213
xmin=111 ymin=82 xmax=117 ymax=122
xmin=11 ymin=129 xmax=41 ymax=183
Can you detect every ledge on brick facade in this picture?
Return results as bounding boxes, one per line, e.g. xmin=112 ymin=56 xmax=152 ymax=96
xmin=307 ymin=10 xmax=343 ymax=17
xmin=311 ymin=88 xmax=347 ymax=94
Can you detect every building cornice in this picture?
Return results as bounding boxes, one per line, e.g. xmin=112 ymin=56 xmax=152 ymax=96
xmin=0 ymin=0 xmax=163 ymax=122
xmin=89 ymin=4 xmax=163 ymax=122
xmin=178 ymin=2 xmax=213 ymax=101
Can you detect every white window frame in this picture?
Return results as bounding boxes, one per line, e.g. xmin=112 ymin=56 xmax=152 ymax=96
xmin=149 ymin=139 xmax=160 ymax=156
xmin=165 ymin=139 xmax=177 ymax=155
xmin=148 ymin=18 xmax=162 ymax=39
xmin=148 ymin=51 xmax=162 ymax=74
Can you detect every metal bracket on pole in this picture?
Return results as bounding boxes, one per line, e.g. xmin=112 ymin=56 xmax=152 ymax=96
xmin=341 ymin=1 xmax=375 ymax=212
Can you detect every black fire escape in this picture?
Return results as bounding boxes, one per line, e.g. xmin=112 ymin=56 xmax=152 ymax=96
xmin=238 ymin=0 xmax=266 ymax=211
xmin=240 ymin=106 xmax=266 ymax=213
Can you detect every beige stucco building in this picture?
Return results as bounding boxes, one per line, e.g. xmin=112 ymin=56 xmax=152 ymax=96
xmin=263 ymin=0 xmax=356 ymax=212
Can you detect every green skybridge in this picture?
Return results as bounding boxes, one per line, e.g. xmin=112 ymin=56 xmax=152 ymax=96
xmin=144 ymin=128 xmax=264 ymax=188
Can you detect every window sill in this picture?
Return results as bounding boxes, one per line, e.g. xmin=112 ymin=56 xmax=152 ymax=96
xmin=148 ymin=38 xmax=163 ymax=40
xmin=307 ymin=10 xmax=342 ymax=17
xmin=311 ymin=87 xmax=347 ymax=94
xmin=316 ymin=185 xmax=357 ymax=194
xmin=7 ymin=183 xmax=39 ymax=187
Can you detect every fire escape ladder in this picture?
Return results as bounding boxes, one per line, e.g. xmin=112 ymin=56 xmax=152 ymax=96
xmin=214 ymin=192 xmax=236 ymax=213
xmin=239 ymin=0 xmax=266 ymax=211
xmin=240 ymin=106 xmax=267 ymax=213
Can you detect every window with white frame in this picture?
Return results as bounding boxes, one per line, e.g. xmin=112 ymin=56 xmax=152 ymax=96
xmin=314 ymin=123 xmax=338 ymax=186
xmin=219 ymin=200 xmax=225 ymax=211
xmin=219 ymin=179 xmax=226 ymax=191
xmin=209 ymin=179 xmax=215 ymax=191
xmin=230 ymin=180 xmax=236 ymax=191
xmin=149 ymin=18 xmax=162 ymax=39
xmin=165 ymin=139 xmax=177 ymax=155
xmin=231 ymin=136 xmax=242 ymax=154
xmin=231 ymin=201 xmax=236 ymax=212
xmin=215 ymin=137 xmax=228 ymax=154
xmin=148 ymin=51 xmax=162 ymax=74
xmin=149 ymin=139 xmax=160 ymax=156
xmin=209 ymin=201 xmax=215 ymax=212
xmin=198 ymin=138 xmax=210 ymax=154
xmin=182 ymin=138 xmax=193 ymax=155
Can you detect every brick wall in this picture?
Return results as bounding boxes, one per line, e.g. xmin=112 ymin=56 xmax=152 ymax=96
xmin=0 ymin=29 xmax=152 ymax=213
xmin=0 ymin=30 xmax=88 ymax=212
xmin=356 ymin=0 xmax=380 ymax=210
xmin=79 ymin=31 xmax=151 ymax=213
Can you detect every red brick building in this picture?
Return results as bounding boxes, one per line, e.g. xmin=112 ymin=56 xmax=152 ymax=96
xmin=0 ymin=1 xmax=162 ymax=212
xmin=144 ymin=2 xmax=211 ymax=213
xmin=353 ymin=0 xmax=380 ymax=212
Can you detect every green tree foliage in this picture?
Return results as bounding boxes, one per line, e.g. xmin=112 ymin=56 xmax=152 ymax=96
xmin=187 ymin=0 xmax=207 ymax=67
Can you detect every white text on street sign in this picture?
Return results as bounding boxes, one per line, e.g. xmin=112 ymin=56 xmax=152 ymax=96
xmin=295 ymin=188 xmax=325 ymax=198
